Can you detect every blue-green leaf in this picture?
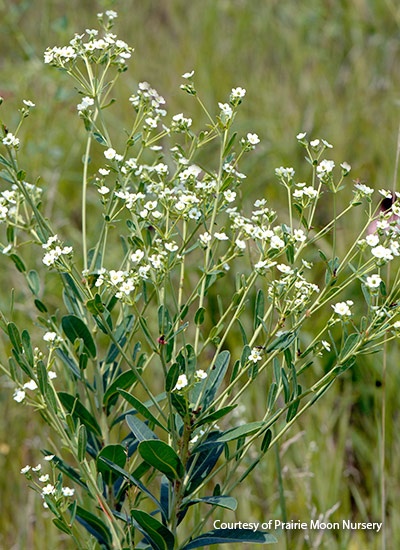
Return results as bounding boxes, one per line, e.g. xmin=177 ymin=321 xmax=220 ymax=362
xmin=126 ymin=414 xmax=158 ymax=441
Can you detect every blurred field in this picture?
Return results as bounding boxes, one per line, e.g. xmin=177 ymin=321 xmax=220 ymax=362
xmin=1 ymin=0 xmax=400 ymax=548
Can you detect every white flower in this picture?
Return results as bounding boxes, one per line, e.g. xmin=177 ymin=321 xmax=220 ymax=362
xmin=32 ymin=464 xmax=42 ymax=472
xmin=249 ymin=347 xmax=262 ymax=363
xmin=23 ymin=99 xmax=35 ymax=107
xmin=277 ymin=264 xmax=293 ymax=274
xmin=48 ymin=371 xmax=57 ymax=380
xmin=2 ymin=133 xmax=20 ymax=147
xmin=98 ymin=186 xmax=110 ymax=195
xmin=317 ymin=159 xmax=335 ymax=176
xmin=231 ymin=87 xmax=246 ymax=99
xmin=275 ymin=166 xmax=295 ymax=178
xmin=340 ymin=162 xmax=351 ymax=174
xmin=199 ymin=232 xmax=212 ymax=246
xmin=42 ymin=484 xmax=56 ymax=496
xmin=104 ymin=148 xmax=116 ymax=160
xmin=182 ymin=70 xmax=194 ymax=79
xmin=247 ymin=133 xmax=260 ymax=145
xmin=321 ymin=340 xmax=331 ymax=352
xmin=332 ymin=302 xmax=352 ymax=317
xmin=131 ymin=250 xmax=144 ymax=263
xmin=294 ymin=229 xmax=306 ymax=242
xmin=44 ymin=455 xmax=55 ymax=461
xmin=42 ymin=235 xmax=58 ymax=249
xmin=218 ymin=102 xmax=233 ymax=118
xmin=99 ymin=168 xmax=110 ymax=176
xmin=77 ymin=96 xmax=94 ymax=111
xmin=39 ymin=474 xmax=49 ymax=482
xmin=165 ymin=241 xmax=178 ymax=252
xmin=366 ymin=234 xmax=379 ymax=247
xmin=224 ymin=190 xmax=237 ymax=203
xmin=23 ymin=380 xmax=38 ymax=391
xmin=235 ymin=239 xmax=246 ymax=250
xmin=105 ymin=9 xmax=118 ymax=19
xmin=270 ymin=235 xmax=285 ymax=249
xmin=62 ymin=487 xmax=75 ymax=497
xmin=296 ymin=132 xmax=307 ymax=140
xmin=174 ymin=374 xmax=188 ymax=391
xmin=379 ymin=189 xmax=392 ymax=199
xmin=354 ymin=183 xmax=373 ymax=196
xmin=13 ymin=389 xmax=26 ymax=403
xmin=310 ymin=139 xmax=320 ymax=147
xmin=20 ymin=465 xmax=31 ymax=474
xmin=43 ymin=331 xmax=57 ymax=342
xmin=366 ymin=274 xmax=382 ymax=289
xmin=322 ymin=139 xmax=333 ymax=148
xmin=109 ymin=270 xmax=125 ymax=284
xmin=214 ymin=232 xmax=228 ymax=241
xmin=119 ymin=279 xmax=135 ymax=295
xmin=371 ymin=245 xmax=393 ymax=261
xmin=195 ymin=369 xmax=207 ymax=380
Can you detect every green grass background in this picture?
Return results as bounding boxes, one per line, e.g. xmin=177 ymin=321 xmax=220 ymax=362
xmin=1 ymin=0 xmax=400 ymax=548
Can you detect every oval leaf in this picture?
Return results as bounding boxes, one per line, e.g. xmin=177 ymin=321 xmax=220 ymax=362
xmin=138 ymin=440 xmax=184 ymax=481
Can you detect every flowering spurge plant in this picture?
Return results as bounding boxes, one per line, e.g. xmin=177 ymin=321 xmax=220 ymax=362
xmin=0 ymin=11 xmax=397 ymax=550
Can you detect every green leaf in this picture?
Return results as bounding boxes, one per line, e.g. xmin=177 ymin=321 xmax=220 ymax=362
xmin=97 ymin=444 xmax=126 ymax=484
xmin=58 ymin=392 xmax=102 ymax=437
xmin=166 ymin=363 xmax=179 ymax=392
xmin=126 ymin=414 xmax=158 ymax=441
xmin=195 ymin=406 xmax=236 ymax=428
xmin=103 ymin=371 xmax=137 ymax=407
xmin=34 ymin=298 xmax=48 ymax=313
xmin=78 ymin=424 xmax=87 ymax=462
xmin=10 ymin=253 xmax=26 ymax=273
xmin=194 ymin=307 xmax=206 ymax=326
xmin=118 ymin=390 xmax=167 ymax=431
xmin=93 ymin=131 xmax=107 ymax=145
xmin=52 ymin=518 xmax=72 ymax=535
xmin=223 ymin=131 xmax=237 ymax=158
xmin=138 ymin=440 xmax=184 ymax=480
xmin=340 ymin=333 xmax=359 ymax=361
xmin=74 ymin=505 xmax=112 ymax=548
xmin=27 ymin=270 xmax=40 ymax=295
xmin=186 ymin=495 xmax=237 ymax=511
xmin=61 ymin=315 xmax=96 ymax=358
xmin=266 ymin=330 xmax=297 ymax=352
xmin=131 ymin=510 xmax=174 ymax=550
xmin=214 ymin=422 xmax=266 ymax=443
xmin=171 ymin=393 xmax=188 ymax=418
xmin=261 ymin=429 xmax=272 ymax=452
xmin=8 ymin=322 xmax=22 ymax=352
xmin=254 ymin=289 xmax=264 ymax=330
xmin=281 ymin=368 xmax=290 ymax=403
xmin=21 ymin=330 xmax=34 ymax=367
xmin=37 ymin=360 xmax=49 ymax=395
xmin=182 ymin=529 xmax=277 ymax=549
xmin=194 ymin=351 xmax=230 ymax=409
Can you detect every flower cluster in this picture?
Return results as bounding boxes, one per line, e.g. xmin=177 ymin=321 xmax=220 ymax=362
xmin=42 ymin=235 xmax=73 ymax=267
